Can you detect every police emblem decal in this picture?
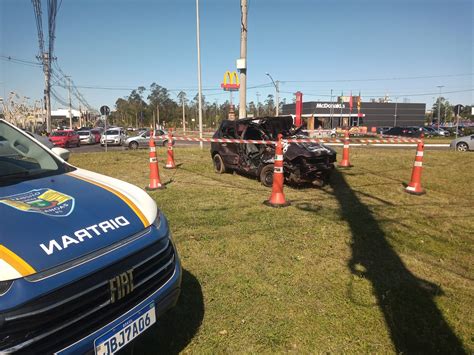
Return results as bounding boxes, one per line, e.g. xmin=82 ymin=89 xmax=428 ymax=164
xmin=0 ymin=189 xmax=75 ymax=217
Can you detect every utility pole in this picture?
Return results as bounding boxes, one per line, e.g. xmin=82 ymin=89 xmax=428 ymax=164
xmin=256 ymin=92 xmax=260 ymax=116
xmin=66 ymin=76 xmax=73 ymax=129
xmin=196 ymin=0 xmax=203 ymax=148
xmin=156 ymin=105 xmax=160 ymax=128
xmin=43 ymin=52 xmax=52 ymax=133
xmin=238 ymin=0 xmax=248 ymax=119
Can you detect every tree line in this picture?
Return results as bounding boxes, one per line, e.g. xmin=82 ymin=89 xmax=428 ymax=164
xmin=110 ymin=83 xmax=283 ymax=129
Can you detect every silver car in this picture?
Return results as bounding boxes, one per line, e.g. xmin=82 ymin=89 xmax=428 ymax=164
xmin=77 ymin=130 xmax=96 ymax=144
xmin=450 ymin=135 xmax=474 ymax=152
xmin=125 ymin=129 xmax=169 ymax=149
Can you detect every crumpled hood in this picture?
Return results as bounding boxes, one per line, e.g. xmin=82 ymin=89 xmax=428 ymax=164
xmin=284 ymin=134 xmax=336 ymax=160
xmin=0 ymin=169 xmax=156 ymax=281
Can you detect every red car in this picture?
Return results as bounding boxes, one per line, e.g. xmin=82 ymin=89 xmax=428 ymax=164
xmin=49 ymin=130 xmax=81 ymax=148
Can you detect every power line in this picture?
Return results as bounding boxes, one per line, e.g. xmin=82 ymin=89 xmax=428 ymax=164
xmin=280 ymin=73 xmax=474 ymax=84
xmin=0 ymin=55 xmax=43 ymax=67
xmin=280 ymin=88 xmax=474 ymax=98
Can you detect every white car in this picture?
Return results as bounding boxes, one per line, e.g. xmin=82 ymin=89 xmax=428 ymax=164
xmin=100 ymin=127 xmax=126 ymax=146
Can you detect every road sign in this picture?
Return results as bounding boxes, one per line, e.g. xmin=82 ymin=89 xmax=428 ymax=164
xmin=100 ymin=105 xmax=110 ymax=116
xmin=453 ymin=104 xmax=464 ymax=116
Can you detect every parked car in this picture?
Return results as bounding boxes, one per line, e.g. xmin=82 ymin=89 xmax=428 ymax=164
xmin=211 ymin=116 xmax=337 ymax=187
xmin=77 ymin=129 xmax=96 ymax=144
xmin=125 ymin=129 xmax=169 ymax=149
xmin=100 ymin=127 xmax=126 ymax=146
xmin=437 ymin=128 xmax=451 ymax=137
xmin=383 ymin=127 xmax=422 ymax=138
xmin=0 ymin=119 xmax=181 ymax=353
xmin=90 ymin=128 xmax=102 ymax=143
xmin=376 ymin=126 xmax=391 ymax=134
xmin=450 ymin=135 xmax=474 ymax=152
xmin=49 ymin=130 xmax=81 ymax=148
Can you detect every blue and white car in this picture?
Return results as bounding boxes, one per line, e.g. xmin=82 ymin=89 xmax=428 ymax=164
xmin=0 ymin=119 xmax=182 ymax=353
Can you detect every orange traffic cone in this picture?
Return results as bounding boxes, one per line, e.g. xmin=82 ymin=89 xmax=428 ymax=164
xmin=338 ymin=129 xmax=353 ymax=168
xmin=164 ymin=128 xmax=176 ymax=169
xmin=264 ymin=134 xmax=290 ymax=208
xmin=146 ymin=131 xmax=165 ymax=190
xmin=405 ymin=136 xmax=425 ymax=195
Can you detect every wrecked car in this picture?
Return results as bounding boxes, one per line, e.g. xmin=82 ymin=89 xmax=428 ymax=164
xmin=210 ymin=116 xmax=337 ymax=187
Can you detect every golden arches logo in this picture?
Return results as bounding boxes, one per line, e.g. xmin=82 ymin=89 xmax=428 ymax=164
xmin=221 ymin=71 xmax=240 ymax=91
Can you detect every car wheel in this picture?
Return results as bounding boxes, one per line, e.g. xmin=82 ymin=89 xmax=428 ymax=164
xmin=213 ymin=154 xmax=228 ymax=174
xmin=162 ymin=140 xmax=168 ymax=147
xmin=129 ymin=141 xmax=139 ymax=150
xmin=77 ymin=140 xmax=81 ymax=147
xmin=65 ymin=142 xmax=69 ymax=148
xmin=456 ymin=142 xmax=468 ymax=152
xmin=259 ymin=164 xmax=274 ymax=187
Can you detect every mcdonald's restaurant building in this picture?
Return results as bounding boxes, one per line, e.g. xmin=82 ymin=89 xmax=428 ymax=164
xmin=281 ymin=100 xmax=426 ymax=129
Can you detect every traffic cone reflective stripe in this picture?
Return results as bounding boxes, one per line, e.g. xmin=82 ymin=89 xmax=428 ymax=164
xmin=146 ymin=132 xmax=165 ymax=190
xmin=165 ymin=129 xmax=176 ymax=169
xmin=264 ymin=134 xmax=290 ymax=208
xmin=405 ymin=138 xmax=425 ymax=195
xmin=338 ymin=130 xmax=353 ymax=168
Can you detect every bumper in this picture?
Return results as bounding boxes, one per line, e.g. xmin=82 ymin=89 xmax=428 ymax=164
xmin=0 ymin=218 xmax=181 ymax=354
xmin=101 ymin=139 xmax=122 ymax=145
xmin=52 ymin=141 xmax=67 ymax=147
xmin=57 ymin=258 xmax=182 ymax=354
xmin=80 ymin=138 xmax=94 ymax=144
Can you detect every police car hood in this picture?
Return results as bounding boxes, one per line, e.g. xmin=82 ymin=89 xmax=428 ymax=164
xmin=0 ymin=169 xmax=157 ymax=281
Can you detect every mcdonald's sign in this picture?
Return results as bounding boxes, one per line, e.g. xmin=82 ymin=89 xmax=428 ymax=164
xmin=221 ymin=71 xmax=240 ymax=91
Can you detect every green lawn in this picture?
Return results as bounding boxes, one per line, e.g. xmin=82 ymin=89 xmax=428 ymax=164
xmin=70 ymin=147 xmax=473 ymax=354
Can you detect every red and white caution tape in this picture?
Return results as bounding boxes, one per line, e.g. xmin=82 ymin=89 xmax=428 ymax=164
xmin=172 ymin=136 xmax=421 ymax=145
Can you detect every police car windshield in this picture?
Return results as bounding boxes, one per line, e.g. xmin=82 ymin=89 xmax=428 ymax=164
xmin=0 ymin=121 xmax=68 ymax=183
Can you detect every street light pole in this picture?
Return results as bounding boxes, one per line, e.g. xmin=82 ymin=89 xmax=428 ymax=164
xmin=66 ymin=76 xmax=73 ymax=129
xmin=330 ymin=89 xmax=333 ymax=128
xmin=195 ymin=0 xmax=203 ymax=149
xmin=436 ymin=85 xmax=444 ymax=134
xmin=394 ymin=97 xmax=398 ymax=126
xmin=256 ymin=92 xmax=260 ymax=116
xmin=266 ymin=73 xmax=279 ymax=116
xmin=182 ymin=98 xmax=186 ymax=135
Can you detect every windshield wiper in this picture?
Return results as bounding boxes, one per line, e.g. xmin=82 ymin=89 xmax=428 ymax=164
xmin=0 ymin=171 xmax=32 ymax=180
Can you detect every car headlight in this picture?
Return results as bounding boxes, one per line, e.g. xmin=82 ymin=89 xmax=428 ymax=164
xmin=0 ymin=280 xmax=13 ymax=296
xmin=153 ymin=211 xmax=162 ymax=230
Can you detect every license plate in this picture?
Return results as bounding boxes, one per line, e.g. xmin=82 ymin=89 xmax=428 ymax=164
xmin=94 ymin=303 xmax=156 ymax=355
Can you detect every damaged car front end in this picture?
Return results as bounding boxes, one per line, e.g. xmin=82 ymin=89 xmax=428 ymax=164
xmin=211 ymin=116 xmax=337 ymax=187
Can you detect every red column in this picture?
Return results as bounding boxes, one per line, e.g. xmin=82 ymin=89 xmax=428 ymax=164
xmin=295 ymin=91 xmax=303 ymax=127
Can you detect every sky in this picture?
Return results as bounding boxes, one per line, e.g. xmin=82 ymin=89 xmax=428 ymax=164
xmin=1 ymin=0 xmax=473 ymax=112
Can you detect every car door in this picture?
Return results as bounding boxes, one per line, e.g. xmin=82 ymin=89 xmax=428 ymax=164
xmin=154 ymin=130 xmax=166 ymax=146
xmin=219 ymin=122 xmax=241 ymax=167
xmin=139 ymin=131 xmax=150 ymax=147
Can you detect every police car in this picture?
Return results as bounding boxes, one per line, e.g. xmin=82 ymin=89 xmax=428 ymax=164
xmin=0 ymin=119 xmax=182 ymax=353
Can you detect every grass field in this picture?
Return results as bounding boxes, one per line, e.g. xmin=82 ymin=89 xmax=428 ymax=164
xmin=70 ymin=147 xmax=473 ymax=354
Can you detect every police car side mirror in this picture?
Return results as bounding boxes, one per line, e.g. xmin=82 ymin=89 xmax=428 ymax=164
xmin=51 ymin=147 xmax=71 ymax=162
